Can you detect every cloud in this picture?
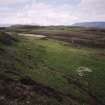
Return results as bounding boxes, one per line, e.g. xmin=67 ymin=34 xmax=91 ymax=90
xmin=0 ymin=2 xmax=78 ymax=25
xmin=76 ymin=0 xmax=105 ymax=21
xmin=0 ymin=0 xmax=105 ymax=25
xmin=0 ymin=0 xmax=28 ymax=5
xmin=82 ymin=0 xmax=105 ymax=14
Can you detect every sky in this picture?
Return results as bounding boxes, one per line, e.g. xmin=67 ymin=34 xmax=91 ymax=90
xmin=0 ymin=0 xmax=105 ymax=25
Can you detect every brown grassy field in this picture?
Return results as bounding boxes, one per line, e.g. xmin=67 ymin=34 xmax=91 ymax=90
xmin=5 ymin=26 xmax=105 ymax=48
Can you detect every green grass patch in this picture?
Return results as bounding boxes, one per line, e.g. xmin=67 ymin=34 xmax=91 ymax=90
xmin=0 ymin=34 xmax=105 ymax=104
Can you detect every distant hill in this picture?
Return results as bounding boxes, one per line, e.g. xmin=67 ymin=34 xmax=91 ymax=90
xmin=10 ymin=25 xmax=41 ymax=28
xmin=72 ymin=22 xmax=105 ymax=29
xmin=0 ymin=24 xmax=11 ymax=27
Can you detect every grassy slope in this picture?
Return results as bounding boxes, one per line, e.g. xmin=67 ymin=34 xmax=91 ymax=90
xmin=0 ymin=32 xmax=105 ymax=105
xmin=25 ymin=37 xmax=105 ymax=103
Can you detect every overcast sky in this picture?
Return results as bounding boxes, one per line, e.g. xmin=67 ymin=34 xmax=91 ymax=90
xmin=0 ymin=0 xmax=105 ymax=25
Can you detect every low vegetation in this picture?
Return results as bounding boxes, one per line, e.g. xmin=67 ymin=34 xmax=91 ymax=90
xmin=0 ymin=27 xmax=105 ymax=105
